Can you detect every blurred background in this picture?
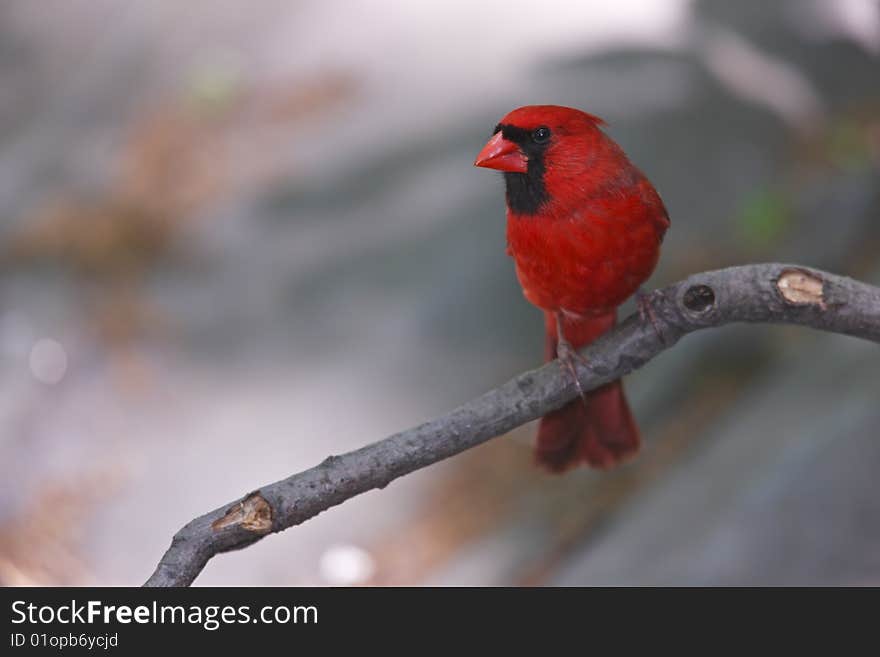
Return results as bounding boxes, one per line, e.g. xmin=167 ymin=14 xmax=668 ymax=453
xmin=1 ymin=0 xmax=879 ymax=586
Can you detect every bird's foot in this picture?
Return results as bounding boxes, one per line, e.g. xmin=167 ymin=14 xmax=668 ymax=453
xmin=556 ymin=335 xmax=589 ymax=406
xmin=636 ymin=287 xmax=666 ymax=345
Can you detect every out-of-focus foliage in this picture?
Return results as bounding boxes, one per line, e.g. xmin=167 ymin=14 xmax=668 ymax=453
xmin=736 ymin=187 xmax=792 ymax=249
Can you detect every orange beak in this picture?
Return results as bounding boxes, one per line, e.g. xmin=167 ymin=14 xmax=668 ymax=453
xmin=473 ymin=132 xmax=528 ymax=173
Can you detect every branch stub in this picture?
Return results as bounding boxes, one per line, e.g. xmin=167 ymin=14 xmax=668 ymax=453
xmin=777 ymin=269 xmax=826 ymax=308
xmin=211 ymin=492 xmax=273 ymax=534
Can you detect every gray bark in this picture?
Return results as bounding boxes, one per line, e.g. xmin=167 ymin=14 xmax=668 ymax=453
xmin=144 ymin=263 xmax=880 ymax=587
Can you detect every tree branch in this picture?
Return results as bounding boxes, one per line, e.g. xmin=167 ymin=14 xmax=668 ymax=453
xmin=144 ymin=263 xmax=880 ymax=586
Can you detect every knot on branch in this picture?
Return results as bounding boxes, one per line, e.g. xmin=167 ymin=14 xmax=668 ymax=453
xmin=211 ymin=492 xmax=273 ymax=534
xmin=683 ymin=284 xmax=716 ymax=313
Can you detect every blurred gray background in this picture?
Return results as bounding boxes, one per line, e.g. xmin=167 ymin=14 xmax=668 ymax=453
xmin=0 ymin=0 xmax=878 ymax=585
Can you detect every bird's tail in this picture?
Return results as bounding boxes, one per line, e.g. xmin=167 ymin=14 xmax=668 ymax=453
xmin=535 ymin=311 xmax=640 ymax=472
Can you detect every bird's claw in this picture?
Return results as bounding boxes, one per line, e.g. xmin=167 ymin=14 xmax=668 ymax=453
xmin=556 ymin=337 xmax=589 ymax=406
xmin=636 ymin=288 xmax=666 ymax=345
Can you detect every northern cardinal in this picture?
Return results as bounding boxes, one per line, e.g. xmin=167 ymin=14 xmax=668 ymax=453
xmin=474 ymin=105 xmax=669 ymax=471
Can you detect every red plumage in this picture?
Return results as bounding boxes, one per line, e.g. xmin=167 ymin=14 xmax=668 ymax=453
xmin=475 ymin=105 xmax=669 ymax=471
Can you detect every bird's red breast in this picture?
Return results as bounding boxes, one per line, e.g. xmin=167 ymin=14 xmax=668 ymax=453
xmin=475 ymin=105 xmax=669 ymax=316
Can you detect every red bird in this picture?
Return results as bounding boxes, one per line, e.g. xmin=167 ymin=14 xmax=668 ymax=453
xmin=474 ymin=105 xmax=670 ymax=471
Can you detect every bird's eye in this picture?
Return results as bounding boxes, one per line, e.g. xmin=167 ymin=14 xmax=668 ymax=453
xmin=531 ymin=126 xmax=551 ymax=144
